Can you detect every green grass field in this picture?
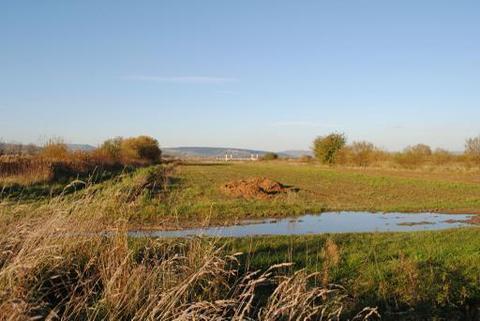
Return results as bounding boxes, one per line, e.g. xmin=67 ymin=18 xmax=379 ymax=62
xmin=5 ymin=161 xmax=480 ymax=225
xmin=162 ymin=161 xmax=480 ymax=224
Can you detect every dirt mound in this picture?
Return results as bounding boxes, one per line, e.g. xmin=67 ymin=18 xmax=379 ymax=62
xmin=221 ymin=177 xmax=295 ymax=199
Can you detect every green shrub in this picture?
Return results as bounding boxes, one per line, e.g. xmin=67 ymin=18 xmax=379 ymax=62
xmin=312 ymin=133 xmax=346 ymax=165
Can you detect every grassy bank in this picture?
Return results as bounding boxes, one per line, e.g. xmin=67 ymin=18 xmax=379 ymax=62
xmin=229 ymin=228 xmax=480 ymax=319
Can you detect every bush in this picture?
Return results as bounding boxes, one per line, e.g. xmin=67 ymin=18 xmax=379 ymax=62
xmin=39 ymin=138 xmax=69 ymax=160
xmin=349 ymin=141 xmax=376 ymax=167
xmin=312 ymin=133 xmax=346 ymax=165
xmin=97 ymin=137 xmax=123 ymax=162
xmin=121 ymin=136 xmax=162 ymax=164
xmin=465 ymin=136 xmax=480 ymax=163
xmin=395 ymin=144 xmax=432 ymax=168
xmin=407 ymin=144 xmax=432 ymax=157
xmin=261 ymin=152 xmax=279 ymax=161
xmin=432 ymin=148 xmax=454 ymax=165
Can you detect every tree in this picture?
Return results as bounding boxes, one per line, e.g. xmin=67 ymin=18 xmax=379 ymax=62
xmin=350 ymin=141 xmax=376 ymax=167
xmin=465 ymin=136 xmax=480 ymax=162
xmin=312 ymin=133 xmax=346 ymax=165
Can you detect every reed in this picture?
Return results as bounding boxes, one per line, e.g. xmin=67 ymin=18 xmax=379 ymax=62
xmin=0 ymin=191 xmax=378 ymax=321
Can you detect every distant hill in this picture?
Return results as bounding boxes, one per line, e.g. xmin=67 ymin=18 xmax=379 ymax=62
xmin=2 ymin=143 xmax=311 ymax=159
xmin=67 ymin=144 xmax=96 ymax=151
xmin=279 ymin=150 xmax=313 ymax=158
xmin=163 ymin=147 xmax=281 ymax=159
xmin=163 ymin=147 xmax=313 ymax=159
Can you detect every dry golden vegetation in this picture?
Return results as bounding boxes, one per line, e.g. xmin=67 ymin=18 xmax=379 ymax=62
xmin=333 ymin=143 xmax=473 ymax=169
xmin=312 ymin=133 xmax=480 ymax=170
xmin=0 ymin=136 xmax=162 ymax=187
xmin=0 ymin=187 xmax=380 ymax=321
xmin=0 ymin=155 xmax=52 ymax=185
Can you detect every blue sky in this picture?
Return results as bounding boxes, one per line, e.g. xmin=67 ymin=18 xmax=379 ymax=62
xmin=1 ymin=0 xmax=479 ymax=151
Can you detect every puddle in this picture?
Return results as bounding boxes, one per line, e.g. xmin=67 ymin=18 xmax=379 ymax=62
xmin=130 ymin=212 xmax=477 ymax=238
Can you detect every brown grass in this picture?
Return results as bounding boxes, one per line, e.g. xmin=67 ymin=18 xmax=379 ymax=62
xmin=0 ymin=154 xmax=125 ymax=187
xmin=0 ymin=136 xmax=163 ymax=187
xmin=0 ymin=155 xmax=52 ymax=185
xmin=321 ymin=239 xmax=341 ymax=286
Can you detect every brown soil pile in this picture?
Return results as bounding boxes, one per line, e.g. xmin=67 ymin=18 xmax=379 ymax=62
xmin=221 ymin=177 xmax=296 ymax=199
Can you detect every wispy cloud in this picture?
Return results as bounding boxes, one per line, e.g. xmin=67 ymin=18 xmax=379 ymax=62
xmin=124 ymin=75 xmax=238 ymax=84
xmin=217 ymin=90 xmax=237 ymax=95
xmin=271 ymin=121 xmax=340 ymax=128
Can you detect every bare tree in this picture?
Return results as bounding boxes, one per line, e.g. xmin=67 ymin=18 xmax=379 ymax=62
xmin=465 ymin=136 xmax=480 ymax=162
xmin=350 ymin=141 xmax=376 ymax=167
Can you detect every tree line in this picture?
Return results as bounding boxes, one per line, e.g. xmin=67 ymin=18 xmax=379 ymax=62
xmin=312 ymin=133 xmax=480 ymax=168
xmin=1 ymin=136 xmax=162 ymax=165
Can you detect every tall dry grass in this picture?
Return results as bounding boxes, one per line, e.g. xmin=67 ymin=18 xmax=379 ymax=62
xmin=0 ymin=154 xmax=126 ymax=188
xmin=0 ymin=155 xmax=52 ymax=185
xmin=0 ymin=182 xmax=378 ymax=320
xmin=1 ymin=136 xmax=163 ymax=187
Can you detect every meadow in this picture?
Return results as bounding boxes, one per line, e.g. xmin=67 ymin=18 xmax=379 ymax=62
xmin=1 ymin=150 xmax=480 ymax=320
xmin=173 ymin=161 xmax=480 ymax=223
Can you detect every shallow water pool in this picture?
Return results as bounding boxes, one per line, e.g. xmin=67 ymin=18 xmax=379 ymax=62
xmin=130 ymin=212 xmax=477 ymax=238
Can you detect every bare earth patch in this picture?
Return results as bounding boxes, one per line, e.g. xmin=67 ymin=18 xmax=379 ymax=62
xmin=397 ymin=221 xmax=435 ymax=227
xmin=221 ymin=177 xmax=298 ymax=199
xmin=444 ymin=215 xmax=480 ymax=225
